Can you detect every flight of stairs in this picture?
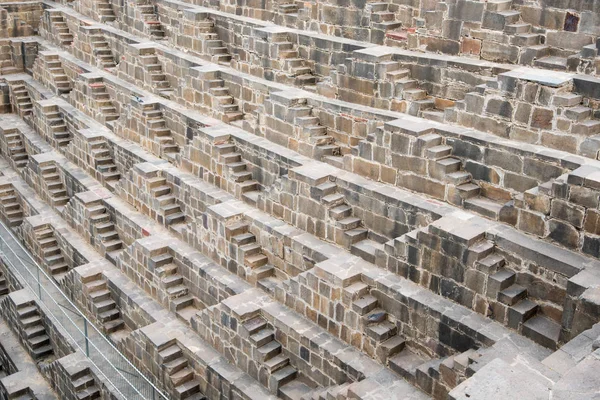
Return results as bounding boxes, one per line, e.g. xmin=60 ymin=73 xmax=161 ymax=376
xmin=49 ymin=13 xmax=74 ymax=46
xmin=474 ymin=247 xmax=561 ymax=349
xmin=198 ymin=19 xmax=232 ymax=65
xmin=41 ymin=54 xmax=72 ymax=93
xmin=42 ymin=105 xmax=71 ymax=147
xmin=88 ymin=80 xmax=120 ymax=123
xmin=272 ymin=33 xmax=316 ymax=88
xmin=40 ymin=163 xmax=70 ymax=209
xmin=227 ymin=222 xmax=280 ymax=294
xmin=139 ymin=51 xmax=174 ymax=99
xmin=158 ymin=342 xmax=206 ymax=400
xmin=214 ymin=141 xmax=261 ymax=204
xmin=366 ymin=2 xmax=402 ymax=41
xmin=349 ymin=285 xmax=406 ymax=364
xmin=34 ymin=226 xmax=70 ymax=282
xmin=17 ymin=301 xmax=54 ymax=360
xmin=313 ymin=181 xmax=384 ymax=263
xmin=69 ymin=368 xmax=101 ymax=400
xmin=552 ymin=92 xmax=600 ymax=138
xmin=0 ymin=271 xmax=9 ymax=297
xmin=0 ymin=185 xmax=24 ymax=227
xmin=278 ymin=1 xmax=298 ymax=15
xmin=242 ymin=316 xmax=312 ymax=396
xmin=90 ymin=34 xmax=117 ymax=70
xmin=86 ymin=199 xmax=124 ymax=262
xmin=89 ymin=137 xmax=121 ymax=188
xmin=83 ymin=273 xmax=126 ymax=336
xmin=147 ymin=177 xmax=186 ymax=225
xmin=142 ymin=103 xmax=179 ymax=158
xmin=289 ymin=105 xmax=341 ymax=161
xmin=96 ymin=0 xmax=116 ymax=23
xmin=150 ymin=252 xmax=199 ymax=322
xmin=2 ymin=128 xmax=29 ymax=169
xmin=9 ymin=83 xmax=33 ymax=118
xmin=207 ymin=79 xmax=243 ymax=123
xmin=420 ymin=133 xmax=509 ymax=220
xmin=135 ymin=0 xmax=165 ymax=38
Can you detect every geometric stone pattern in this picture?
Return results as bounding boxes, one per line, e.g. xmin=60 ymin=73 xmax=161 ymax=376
xmin=0 ymin=0 xmax=599 ymax=399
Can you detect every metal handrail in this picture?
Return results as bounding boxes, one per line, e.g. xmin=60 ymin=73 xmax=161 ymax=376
xmin=0 ymin=220 xmax=167 ymax=400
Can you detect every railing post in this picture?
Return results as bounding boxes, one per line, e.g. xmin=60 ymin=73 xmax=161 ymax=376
xmin=84 ymin=319 xmax=90 ymax=356
xmin=37 ymin=264 xmax=41 ymax=299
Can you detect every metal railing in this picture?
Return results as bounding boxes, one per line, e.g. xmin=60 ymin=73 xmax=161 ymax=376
xmin=0 ymin=220 xmax=167 ymax=400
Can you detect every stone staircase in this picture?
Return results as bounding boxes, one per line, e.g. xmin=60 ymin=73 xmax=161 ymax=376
xmin=277 ymin=0 xmax=299 ymax=15
xmin=207 ymin=78 xmax=243 ymax=123
xmin=49 ymin=13 xmax=73 ymax=46
xmin=242 ymin=316 xmax=313 ymax=397
xmin=552 ymin=92 xmax=600 ymax=139
xmin=272 ymin=32 xmax=316 ymax=89
xmin=365 ymin=2 xmax=402 ymax=41
xmin=141 ymin=103 xmax=179 ymax=159
xmin=474 ymin=247 xmax=561 ymax=349
xmin=227 ymin=222 xmax=281 ymax=294
xmin=68 ymin=368 xmax=101 ymax=400
xmin=300 ymin=382 xmax=353 ymax=400
xmin=9 ymin=82 xmax=33 ymax=118
xmin=88 ymin=80 xmax=120 ymax=124
xmin=2 ymin=128 xmax=29 ymax=169
xmin=147 ymin=176 xmax=186 ymax=225
xmin=158 ymin=341 xmax=206 ymax=400
xmin=42 ymin=104 xmax=71 ymax=147
xmin=135 ymin=0 xmax=165 ymax=38
xmin=0 ymin=185 xmax=24 ymax=227
xmin=349 ymin=285 xmax=406 ymax=364
xmin=83 ymin=273 xmax=127 ymax=336
xmin=214 ymin=141 xmax=261 ymax=204
xmin=86 ymin=199 xmax=124 ymax=262
xmin=313 ymin=181 xmax=385 ymax=263
xmin=96 ymin=0 xmax=116 ymax=23
xmin=17 ymin=301 xmax=54 ymax=360
xmin=34 ymin=226 xmax=70 ymax=282
xmin=199 ymin=19 xmax=232 ymax=65
xmin=150 ymin=252 xmax=199 ymax=322
xmin=40 ymin=163 xmax=70 ymax=209
xmin=39 ymin=54 xmax=71 ymax=93
xmin=89 ymin=137 xmax=121 ymax=189
xmin=139 ymin=51 xmax=174 ymax=99
xmin=288 ymin=104 xmax=342 ymax=162
xmin=421 ymin=133 xmax=510 ymax=220
xmin=90 ymin=34 xmax=117 ymax=71
xmin=0 ymin=271 xmax=8 ymax=297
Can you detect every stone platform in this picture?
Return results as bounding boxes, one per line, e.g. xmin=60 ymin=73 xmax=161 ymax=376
xmin=0 ymin=0 xmax=600 ymax=399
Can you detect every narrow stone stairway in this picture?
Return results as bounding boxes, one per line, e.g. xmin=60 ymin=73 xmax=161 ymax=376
xmin=214 ymin=141 xmax=261 ymax=204
xmin=142 ymin=103 xmax=179 ymax=158
xmin=139 ymin=50 xmax=174 ymax=98
xmin=3 ymin=128 xmax=29 ymax=169
xmin=49 ymin=13 xmax=73 ymax=46
xmin=90 ymin=34 xmax=117 ymax=70
xmin=17 ymin=301 xmax=54 ymax=360
xmin=40 ymin=163 xmax=70 ymax=209
xmin=9 ymin=83 xmax=33 ymax=118
xmin=89 ymin=137 xmax=121 ymax=189
xmin=70 ymin=368 xmax=102 ymax=400
xmin=42 ymin=104 xmax=71 ymax=147
xmin=34 ymin=226 xmax=70 ymax=282
xmin=84 ymin=273 xmax=127 ymax=336
xmin=147 ymin=177 xmax=186 ymax=225
xmin=207 ymin=79 xmax=243 ymax=122
xmin=135 ymin=0 xmax=165 ymax=38
xmin=150 ymin=252 xmax=199 ymax=322
xmin=0 ymin=184 xmax=24 ymax=227
xmin=86 ymin=199 xmax=124 ymax=262
xmin=158 ymin=342 xmax=206 ymax=399
xmin=313 ymin=181 xmax=385 ymax=263
xmin=88 ymin=81 xmax=120 ymax=123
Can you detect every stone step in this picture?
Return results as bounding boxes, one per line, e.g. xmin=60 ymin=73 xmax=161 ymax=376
xmin=388 ymin=348 xmax=427 ymax=382
xmin=463 ymin=196 xmax=504 ymax=220
xmin=522 ymin=315 xmax=561 ymax=350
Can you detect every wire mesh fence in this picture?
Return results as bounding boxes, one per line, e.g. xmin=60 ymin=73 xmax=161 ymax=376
xmin=0 ymin=221 xmax=167 ymax=400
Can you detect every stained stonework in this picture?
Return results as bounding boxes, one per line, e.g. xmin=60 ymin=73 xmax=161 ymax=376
xmin=0 ymin=0 xmax=599 ymax=399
